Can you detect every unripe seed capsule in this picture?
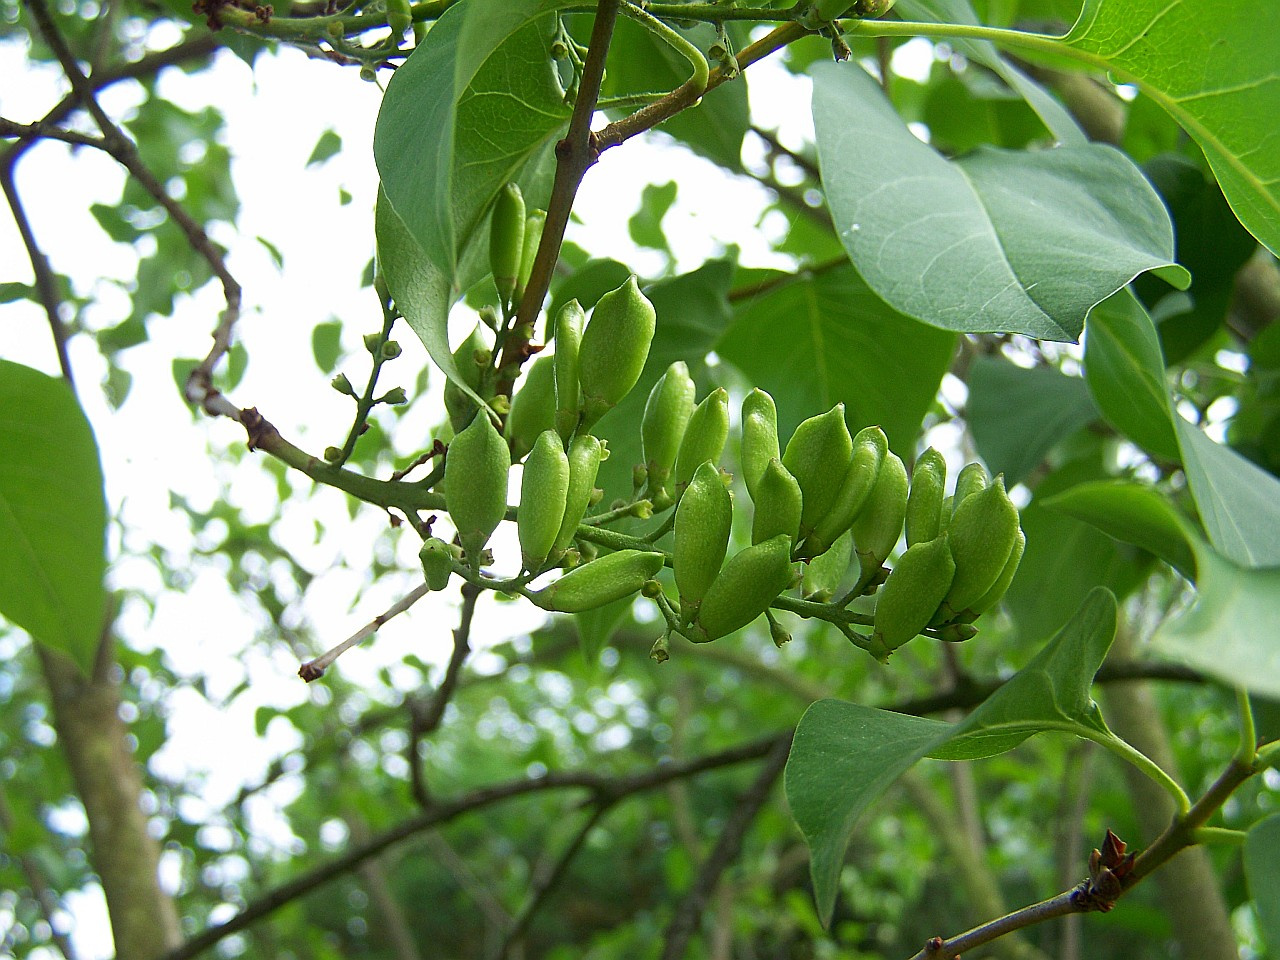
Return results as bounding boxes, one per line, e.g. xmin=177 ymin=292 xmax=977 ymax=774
xmin=782 ymin=405 xmax=854 ymax=539
xmin=550 ymin=434 xmax=603 ymax=561
xmin=674 ymin=388 xmax=730 ymax=487
xmin=505 ymin=355 xmax=557 ymax=462
xmin=740 ymin=389 xmax=780 ymax=500
xmin=952 ymin=462 xmax=989 ymax=513
xmin=518 ymin=430 xmax=571 ymax=572
xmin=906 ymin=447 xmax=947 ymax=547
xmin=943 ymin=475 xmax=1021 ymax=615
xmin=872 ymin=535 xmax=956 ymax=652
xmin=803 ymin=529 xmax=851 ymax=601
xmin=959 ymin=524 xmax=1025 ymax=621
xmin=443 ymin=412 xmax=510 ymax=569
xmin=553 ymin=300 xmax=585 ymax=441
xmin=528 ymin=549 xmax=666 ymax=613
xmin=751 ymin=458 xmax=802 ymax=545
xmin=443 ymin=326 xmax=490 ymax=432
xmin=331 ymin=373 xmax=355 ymax=396
xmin=386 ymin=0 xmax=412 ymax=37
xmin=851 ymin=451 xmax=909 ymax=582
xmin=803 ymin=424 xmax=887 ymax=558
xmin=641 ymin=361 xmax=696 ymax=498
xmin=690 ymin=535 xmax=794 ymax=642
xmin=577 ymin=276 xmax=656 ymax=427
xmin=419 ymin=537 xmax=455 ymax=591
xmin=489 ymin=182 xmax=525 ymax=306
xmin=674 ymin=461 xmax=733 ymax=621
xmin=517 ymin=210 xmax=545 ymax=305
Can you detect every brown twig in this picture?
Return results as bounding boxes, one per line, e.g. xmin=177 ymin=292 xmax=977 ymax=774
xmin=158 ymin=732 xmax=788 ymax=960
xmin=660 ymin=732 xmax=794 ymax=959
xmin=408 ymin=581 xmax=479 ymax=806
xmin=489 ymin=802 xmax=613 ymax=959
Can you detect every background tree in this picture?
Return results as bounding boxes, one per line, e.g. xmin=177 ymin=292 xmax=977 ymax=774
xmin=2 ymin=1 xmax=1280 ymax=959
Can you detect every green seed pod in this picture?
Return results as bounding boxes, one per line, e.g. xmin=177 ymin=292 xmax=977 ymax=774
xmin=872 ymin=536 xmax=956 ymax=653
xmin=751 ymin=458 xmax=802 ymax=545
xmin=577 ymin=276 xmax=657 ymax=427
xmin=443 ymin=326 xmax=491 ymax=432
xmin=443 ymin=412 xmax=510 ymax=569
xmin=853 ymin=0 xmax=896 ymax=17
xmin=516 ymin=209 xmax=545 ymax=305
xmin=674 ymin=461 xmax=733 ymax=620
xmin=505 ymin=355 xmax=557 ymax=462
xmin=943 ymin=475 xmax=1021 ymax=615
xmin=803 ymin=529 xmax=851 ymax=601
xmin=906 ymin=447 xmax=947 ymax=547
xmin=952 ymin=462 xmax=989 ymax=513
xmin=802 ymin=424 xmax=887 ymax=558
xmin=553 ymin=300 xmax=585 ymax=441
xmin=528 ymin=549 xmax=666 ymax=613
xmin=518 ymin=430 xmax=571 ymax=572
xmin=641 ymin=361 xmax=696 ymax=498
xmin=489 ymin=183 xmax=525 ymax=306
xmin=674 ymin=388 xmax=730 ymax=487
xmin=851 ymin=451 xmax=909 ymax=582
xmin=549 ymin=433 xmax=604 ymax=561
xmin=690 ymin=535 xmax=794 ymax=642
xmin=741 ymin=389 xmax=780 ymax=500
xmin=419 ymin=537 xmax=455 ymax=591
xmin=782 ymin=404 xmax=854 ymax=540
xmin=959 ymin=524 xmax=1026 ymax=621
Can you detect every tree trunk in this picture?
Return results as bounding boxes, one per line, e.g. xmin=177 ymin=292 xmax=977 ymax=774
xmin=39 ymin=642 xmax=182 ymax=960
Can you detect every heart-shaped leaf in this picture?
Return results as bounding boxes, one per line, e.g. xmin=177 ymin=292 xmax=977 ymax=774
xmin=787 ymin=588 xmax=1119 ymax=924
xmin=812 ymin=62 xmax=1188 ymax=342
xmin=1060 ymin=0 xmax=1280 ymax=258
xmin=716 ymin=263 xmax=956 ymax=450
xmin=374 ymin=0 xmax=571 ymax=397
xmin=0 ymin=360 xmax=107 ymax=674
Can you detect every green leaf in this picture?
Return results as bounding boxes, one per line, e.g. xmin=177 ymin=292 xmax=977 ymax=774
xmin=1060 ymin=0 xmax=1280 ymax=258
xmin=966 ymin=355 xmax=1098 ymax=486
xmin=787 ymin=588 xmax=1119 ymax=925
xmin=0 ymin=281 xmax=36 ymax=304
xmin=0 ymin=360 xmax=107 ymax=673
xmin=375 ymin=191 xmax=483 ymax=411
xmin=1152 ymin=542 xmax=1280 ymax=699
xmin=715 ymin=263 xmax=956 ymax=451
xmin=896 ymin=0 xmax=1086 ymax=145
xmin=1005 ymin=451 xmax=1149 ymax=642
xmin=1246 ymin=814 xmax=1280 ymax=959
xmin=1176 ymin=417 xmax=1280 ymax=568
xmin=628 ymin=181 xmax=678 ymax=254
xmin=812 ymin=62 xmax=1188 ymax=342
xmin=1083 ymin=289 xmax=1178 ymax=458
xmin=1042 ymin=480 xmax=1198 ymax=580
xmin=311 ymin=320 xmax=343 ymax=374
xmin=1133 ymin=155 xmax=1258 ymax=365
xmin=574 ymin=595 xmax=634 ymax=664
xmin=306 ymin=129 xmax=342 ymax=166
xmin=373 ymin=0 xmax=571 ymax=277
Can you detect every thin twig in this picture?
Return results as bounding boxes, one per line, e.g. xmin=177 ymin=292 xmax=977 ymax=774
xmin=0 ymin=785 xmax=80 ymax=960
xmin=489 ymin=802 xmax=612 ymax=959
xmin=298 ymin=582 xmax=431 ymax=681
xmin=158 ymin=732 xmax=788 ymax=960
xmin=408 ymin=582 xmax=479 ymax=805
xmin=660 ymin=732 xmax=794 ymax=959
xmin=500 ymin=0 xmax=621 ymax=386
xmin=750 ymin=125 xmax=821 ymax=181
xmin=20 ymin=0 xmax=243 ymax=413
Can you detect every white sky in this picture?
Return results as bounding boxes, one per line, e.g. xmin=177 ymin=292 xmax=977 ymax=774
xmin=0 ymin=24 xmax=938 ymax=957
